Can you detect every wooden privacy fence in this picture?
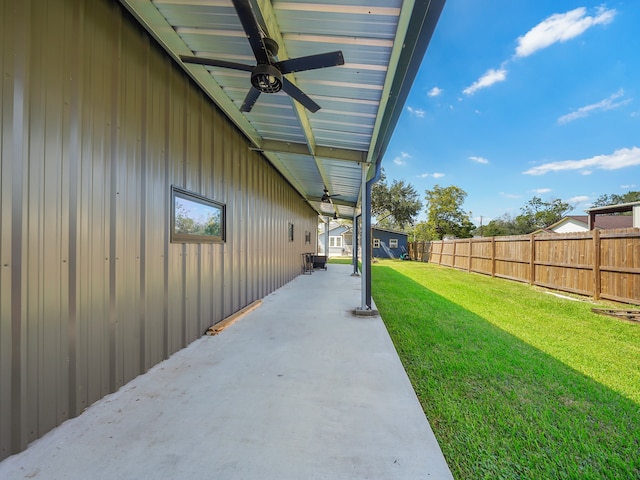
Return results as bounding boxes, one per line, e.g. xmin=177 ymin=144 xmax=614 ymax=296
xmin=409 ymin=228 xmax=640 ymax=305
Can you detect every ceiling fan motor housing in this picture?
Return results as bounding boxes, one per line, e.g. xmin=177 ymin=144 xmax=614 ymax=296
xmin=251 ymin=63 xmax=283 ymax=93
xmin=262 ymin=37 xmax=279 ymax=57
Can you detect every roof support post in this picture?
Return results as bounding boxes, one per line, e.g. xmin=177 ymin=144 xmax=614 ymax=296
xmin=360 ymin=162 xmax=372 ymax=311
xmin=324 ymin=217 xmax=330 ymax=256
xmin=352 ymin=214 xmax=360 ymax=276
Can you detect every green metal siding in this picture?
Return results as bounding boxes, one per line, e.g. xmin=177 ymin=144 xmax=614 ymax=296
xmin=0 ymin=0 xmax=318 ymax=460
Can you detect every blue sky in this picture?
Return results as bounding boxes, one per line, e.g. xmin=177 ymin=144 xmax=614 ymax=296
xmin=383 ymin=1 xmax=640 ymax=224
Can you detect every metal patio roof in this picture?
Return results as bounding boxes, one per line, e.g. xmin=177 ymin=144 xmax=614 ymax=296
xmin=119 ymin=0 xmax=445 ymax=219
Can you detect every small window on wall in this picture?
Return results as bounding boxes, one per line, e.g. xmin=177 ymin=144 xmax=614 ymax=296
xmin=389 ymin=238 xmax=398 ymax=248
xmin=171 ymin=186 xmax=225 ymax=243
xmin=305 ymin=231 xmax=311 ymax=244
xmin=288 ymin=223 xmax=294 ymax=242
xmin=373 ymin=238 xmax=380 ymax=248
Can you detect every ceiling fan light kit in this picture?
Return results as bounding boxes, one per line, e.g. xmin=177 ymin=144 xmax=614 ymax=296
xmin=251 ymin=64 xmax=283 ymax=93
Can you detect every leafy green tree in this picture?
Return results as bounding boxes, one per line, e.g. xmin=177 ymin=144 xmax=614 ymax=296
xmin=477 ymin=214 xmax=521 ymax=237
xmin=406 ymin=221 xmax=432 ymax=241
xmin=424 ymin=185 xmax=475 ymax=239
xmin=204 ymin=211 xmax=222 ymax=237
xmin=591 ymin=190 xmax=640 ymax=207
xmin=515 ymin=196 xmax=572 ymax=233
xmin=175 ymin=203 xmax=198 ymax=234
xmin=371 ymin=169 xmax=422 ymax=229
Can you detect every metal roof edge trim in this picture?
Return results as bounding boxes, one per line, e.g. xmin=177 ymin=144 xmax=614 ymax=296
xmin=367 ymin=0 xmax=446 ymax=183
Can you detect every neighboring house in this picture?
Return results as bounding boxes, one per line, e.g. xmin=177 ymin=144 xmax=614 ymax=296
xmin=538 ymin=215 xmax=589 ymax=233
xmin=372 ymin=227 xmax=408 ymax=258
xmin=318 ymin=222 xmax=352 ymax=256
xmin=537 ymin=214 xmax=634 ymax=234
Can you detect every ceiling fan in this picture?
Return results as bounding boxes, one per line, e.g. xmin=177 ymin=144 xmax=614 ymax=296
xmin=321 ymin=188 xmax=341 ymax=203
xmin=180 ymin=0 xmax=344 ymax=113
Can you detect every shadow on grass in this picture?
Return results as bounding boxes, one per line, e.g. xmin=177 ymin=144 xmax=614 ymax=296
xmin=372 ymin=266 xmax=640 ymax=479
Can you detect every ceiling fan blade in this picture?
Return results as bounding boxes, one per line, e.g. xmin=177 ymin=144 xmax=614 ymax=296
xmin=231 ymin=0 xmax=270 ymax=65
xmin=180 ymin=55 xmax=254 ymax=72
xmin=282 ymin=78 xmax=320 ymax=113
xmin=276 ymin=51 xmax=345 ymax=74
xmin=240 ymin=87 xmax=262 ymax=113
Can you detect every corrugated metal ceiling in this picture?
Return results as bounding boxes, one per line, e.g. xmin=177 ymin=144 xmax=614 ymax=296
xmin=119 ymin=0 xmax=444 ymax=219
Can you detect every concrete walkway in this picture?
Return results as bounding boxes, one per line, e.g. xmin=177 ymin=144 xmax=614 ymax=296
xmin=0 ymin=264 xmax=453 ymax=479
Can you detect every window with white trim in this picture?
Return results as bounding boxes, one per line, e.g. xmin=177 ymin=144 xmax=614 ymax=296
xmin=389 ymin=238 xmax=398 ymax=248
xmin=330 ymin=236 xmax=342 ymax=247
xmin=373 ymin=238 xmax=380 ymax=248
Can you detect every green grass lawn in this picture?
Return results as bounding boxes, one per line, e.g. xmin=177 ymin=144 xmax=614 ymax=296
xmin=327 ymin=256 xmax=353 ymax=265
xmin=372 ymin=259 xmax=640 ymax=479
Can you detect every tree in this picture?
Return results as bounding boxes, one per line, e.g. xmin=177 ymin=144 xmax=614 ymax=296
xmin=515 ymin=196 xmax=572 ymax=233
xmin=424 ymin=185 xmax=475 ymax=239
xmin=406 ymin=221 xmax=432 ymax=241
xmin=371 ymin=169 xmax=422 ymax=229
xmin=591 ymin=190 xmax=640 ymax=208
xmin=477 ymin=213 xmax=522 ymax=237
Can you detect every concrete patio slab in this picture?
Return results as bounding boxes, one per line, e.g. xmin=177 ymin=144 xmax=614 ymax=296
xmin=0 ymin=264 xmax=453 ymax=479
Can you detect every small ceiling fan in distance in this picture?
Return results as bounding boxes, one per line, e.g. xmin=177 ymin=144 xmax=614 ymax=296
xmin=180 ymin=0 xmax=345 ymax=113
xmin=321 ymin=188 xmax=341 ymax=203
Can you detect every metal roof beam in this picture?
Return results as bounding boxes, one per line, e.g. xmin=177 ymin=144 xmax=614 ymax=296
xmin=306 ymin=197 xmax=357 ymax=207
xmin=258 ymin=140 xmax=367 ymax=163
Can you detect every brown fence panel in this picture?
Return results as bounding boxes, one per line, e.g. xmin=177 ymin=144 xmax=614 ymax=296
xmin=409 ymin=241 xmax=431 ymax=262
xmin=453 ymin=239 xmax=470 ymax=270
xmin=469 ymin=238 xmax=493 ymax=275
xmin=494 ymin=236 xmax=531 ymax=283
xmin=533 ymin=232 xmax=594 ymax=297
xmin=414 ymin=228 xmax=640 ymax=304
xmin=599 ymin=229 xmax=640 ymax=303
xmin=440 ymin=241 xmax=455 ymax=267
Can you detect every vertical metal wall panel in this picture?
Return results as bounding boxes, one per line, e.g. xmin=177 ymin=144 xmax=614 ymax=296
xmin=0 ymin=0 xmax=320 ymax=460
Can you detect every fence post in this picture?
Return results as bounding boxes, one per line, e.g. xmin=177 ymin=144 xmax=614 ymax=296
xmin=529 ymin=234 xmax=535 ymax=285
xmin=593 ymin=229 xmax=601 ymax=300
xmin=439 ymin=240 xmax=444 ymax=265
xmin=468 ymin=238 xmax=472 ymax=272
xmin=452 ymin=240 xmax=457 ymax=268
xmin=491 ymin=237 xmax=496 ymax=277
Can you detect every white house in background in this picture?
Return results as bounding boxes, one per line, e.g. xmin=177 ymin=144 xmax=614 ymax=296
xmin=318 ymin=222 xmax=353 ymax=257
xmin=538 ymin=214 xmax=634 ymax=234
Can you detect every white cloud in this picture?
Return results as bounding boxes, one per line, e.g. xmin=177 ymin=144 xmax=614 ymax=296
xmin=500 ymin=192 xmax=522 ymax=199
xmin=469 ymin=156 xmax=489 ymax=164
xmin=428 ymin=87 xmax=443 ymax=97
xmin=523 ymin=146 xmax=640 ymax=175
xmin=558 ymin=89 xmax=631 ymax=124
xmin=568 ymin=195 xmax=590 ymax=204
xmin=621 ymin=184 xmax=637 ymax=189
xmin=407 ymin=106 xmax=425 ymax=117
xmin=463 ymin=6 xmax=615 ymax=97
xmin=515 ymin=6 xmax=616 ymax=58
xmin=418 ymin=172 xmax=445 ymax=179
xmin=532 ymin=188 xmax=551 ymax=194
xmin=393 ymin=152 xmax=411 ymax=166
xmin=463 ymin=68 xmax=507 ymax=95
